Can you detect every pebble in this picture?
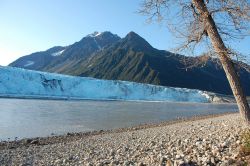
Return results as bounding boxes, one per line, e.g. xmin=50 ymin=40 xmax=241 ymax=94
xmin=0 ymin=114 xmax=245 ymax=166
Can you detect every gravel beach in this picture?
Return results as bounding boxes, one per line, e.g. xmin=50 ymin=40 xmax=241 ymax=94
xmin=0 ymin=113 xmax=248 ymax=166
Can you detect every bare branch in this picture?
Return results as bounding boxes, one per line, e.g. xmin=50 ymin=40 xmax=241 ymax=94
xmin=139 ymin=0 xmax=250 ymax=65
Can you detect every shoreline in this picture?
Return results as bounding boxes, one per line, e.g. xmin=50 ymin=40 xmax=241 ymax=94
xmin=0 ymin=112 xmax=246 ymax=165
xmin=0 ymin=94 xmax=238 ymax=104
xmin=0 ymin=112 xmax=237 ymax=150
xmin=0 ymin=95 xmax=213 ymax=103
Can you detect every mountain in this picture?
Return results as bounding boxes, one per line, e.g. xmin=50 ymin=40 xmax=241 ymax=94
xmin=0 ymin=66 xmax=210 ymax=103
xmin=9 ymin=31 xmax=250 ymax=95
xmin=64 ymin=31 xmax=250 ymax=95
xmin=9 ymin=46 xmax=66 ymax=70
xmin=9 ymin=31 xmax=121 ymax=72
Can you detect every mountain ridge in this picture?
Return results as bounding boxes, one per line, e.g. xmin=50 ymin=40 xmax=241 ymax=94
xmin=9 ymin=31 xmax=250 ymax=95
xmin=9 ymin=31 xmax=121 ymax=72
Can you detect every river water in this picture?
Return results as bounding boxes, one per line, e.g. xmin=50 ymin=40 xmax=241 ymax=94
xmin=0 ymin=98 xmax=238 ymax=141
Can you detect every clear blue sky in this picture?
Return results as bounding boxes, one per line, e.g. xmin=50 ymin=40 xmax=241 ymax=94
xmin=0 ymin=0 xmax=249 ymax=66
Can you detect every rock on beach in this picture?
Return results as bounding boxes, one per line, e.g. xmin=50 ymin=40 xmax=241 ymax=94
xmin=0 ymin=113 xmax=247 ymax=166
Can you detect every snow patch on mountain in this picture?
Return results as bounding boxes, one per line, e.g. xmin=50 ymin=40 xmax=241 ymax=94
xmin=23 ymin=61 xmax=34 ymax=67
xmin=94 ymin=32 xmax=102 ymax=37
xmin=51 ymin=49 xmax=65 ymax=56
xmin=0 ymin=66 xmax=211 ymax=102
xmin=87 ymin=31 xmax=102 ymax=38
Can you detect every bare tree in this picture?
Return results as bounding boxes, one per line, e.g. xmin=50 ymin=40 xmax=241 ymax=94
xmin=139 ymin=0 xmax=250 ymax=124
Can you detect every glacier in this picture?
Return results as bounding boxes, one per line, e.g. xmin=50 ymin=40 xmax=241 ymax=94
xmin=0 ymin=66 xmax=211 ymax=102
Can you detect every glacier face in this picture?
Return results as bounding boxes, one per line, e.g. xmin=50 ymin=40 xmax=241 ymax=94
xmin=0 ymin=66 xmax=211 ymax=102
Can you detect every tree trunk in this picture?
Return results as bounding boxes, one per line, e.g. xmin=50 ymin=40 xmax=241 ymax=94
xmin=192 ymin=0 xmax=250 ymax=124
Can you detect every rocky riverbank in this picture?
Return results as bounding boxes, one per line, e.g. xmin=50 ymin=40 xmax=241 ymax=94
xmin=0 ymin=113 xmax=248 ymax=165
